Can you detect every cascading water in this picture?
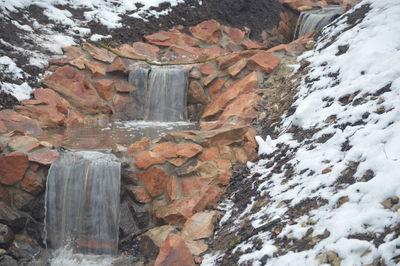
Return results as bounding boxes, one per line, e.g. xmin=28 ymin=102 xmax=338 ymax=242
xmin=294 ymin=6 xmax=344 ymax=39
xmin=45 ymin=151 xmax=121 ymax=257
xmin=128 ymin=66 xmax=189 ymax=122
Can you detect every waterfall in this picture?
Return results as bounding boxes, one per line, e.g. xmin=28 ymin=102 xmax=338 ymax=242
xmin=294 ymin=6 xmax=344 ymax=39
xmin=45 ymin=151 xmax=121 ymax=255
xmin=128 ymin=66 xmax=189 ymax=122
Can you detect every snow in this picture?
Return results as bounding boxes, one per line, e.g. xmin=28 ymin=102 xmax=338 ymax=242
xmin=0 ymin=0 xmax=194 ymax=99
xmin=203 ymin=0 xmax=400 ymax=265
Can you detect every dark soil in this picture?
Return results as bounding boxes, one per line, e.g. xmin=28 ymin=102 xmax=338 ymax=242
xmin=0 ymin=91 xmax=19 ymax=109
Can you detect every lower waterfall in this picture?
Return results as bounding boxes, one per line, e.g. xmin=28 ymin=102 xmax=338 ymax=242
xmin=45 ymin=151 xmax=121 ymax=256
xmin=294 ymin=6 xmax=344 ymax=39
xmin=128 ymin=66 xmax=189 ymax=122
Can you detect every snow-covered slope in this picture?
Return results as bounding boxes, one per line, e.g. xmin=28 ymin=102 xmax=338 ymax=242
xmin=204 ymin=0 xmax=400 ymax=265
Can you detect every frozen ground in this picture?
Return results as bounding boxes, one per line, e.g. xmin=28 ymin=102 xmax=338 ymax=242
xmin=203 ymin=0 xmax=400 ymax=265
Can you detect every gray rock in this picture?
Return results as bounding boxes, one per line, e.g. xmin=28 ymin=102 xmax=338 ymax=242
xmin=0 ymin=224 xmax=14 ymax=246
xmin=0 ymin=202 xmax=26 ymax=232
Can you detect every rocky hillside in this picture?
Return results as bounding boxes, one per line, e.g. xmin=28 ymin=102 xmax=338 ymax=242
xmin=202 ymin=0 xmax=400 ymax=265
xmin=0 ymin=0 xmax=280 ymax=103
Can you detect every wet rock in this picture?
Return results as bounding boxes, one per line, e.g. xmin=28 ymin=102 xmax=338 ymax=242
xmin=106 ymin=57 xmax=128 ymax=74
xmin=20 ymin=172 xmax=44 ymax=196
xmin=139 ymin=167 xmax=170 ymax=197
xmin=140 ymin=225 xmax=177 ymax=260
xmin=0 ymin=255 xmax=18 ymax=266
xmin=85 ymin=61 xmax=106 ymax=78
xmin=8 ymin=235 xmax=41 ymax=262
xmin=27 ymin=150 xmax=58 ymax=166
xmin=190 ymin=19 xmax=221 ymax=44
xmin=202 ymin=72 xmax=259 ymax=120
xmin=43 ymin=66 xmax=100 ymax=115
xmin=0 ymin=152 xmax=29 ymax=186
xmin=135 ymin=151 xmax=166 ymax=169
xmin=181 ymin=211 xmax=218 ymax=240
xmin=82 ymin=43 xmax=116 ymax=63
xmin=0 ymin=202 xmax=26 ymax=232
xmin=248 ymin=51 xmax=281 ymax=74
xmin=126 ymin=138 xmax=150 ymax=157
xmin=128 ymin=186 xmax=151 ymax=204
xmin=155 ymin=194 xmax=202 ymax=224
xmin=93 ymin=80 xmax=114 ymax=101
xmin=188 ymin=81 xmax=208 ymax=105
xmin=65 ymin=110 xmax=89 ymax=127
xmin=34 ymin=88 xmax=70 ymax=114
xmin=14 ymin=104 xmax=65 ymax=128
xmin=189 ymin=68 xmax=202 ymax=79
xmin=0 ymin=186 xmax=10 ymax=205
xmin=0 ymin=223 xmax=14 ymax=247
xmin=13 ymin=190 xmax=34 ymax=210
xmin=154 ymin=233 xmax=195 ymax=266
xmin=119 ymin=201 xmax=137 ymax=237
xmin=113 ymin=93 xmax=132 ymax=118
xmin=114 ymin=80 xmax=132 ymax=93
xmin=0 ymin=110 xmax=42 ymax=136
xmin=8 ymin=136 xmax=39 ymax=152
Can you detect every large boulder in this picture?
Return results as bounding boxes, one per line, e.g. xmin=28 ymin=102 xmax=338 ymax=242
xmin=43 ymin=66 xmax=100 ymax=114
xmin=0 ymin=202 xmax=26 ymax=232
xmin=27 ymin=150 xmax=58 ymax=166
xmin=0 ymin=110 xmax=42 ymax=136
xmin=14 ymin=104 xmax=65 ymax=128
xmin=34 ymin=88 xmax=70 ymax=114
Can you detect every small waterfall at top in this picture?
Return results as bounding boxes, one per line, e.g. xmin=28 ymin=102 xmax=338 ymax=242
xmin=293 ymin=6 xmax=344 ymax=39
xmin=45 ymin=151 xmax=121 ymax=257
xmin=128 ymin=66 xmax=189 ymax=122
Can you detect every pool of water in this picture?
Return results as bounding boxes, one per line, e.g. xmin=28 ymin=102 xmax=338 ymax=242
xmin=38 ymin=120 xmax=198 ymax=150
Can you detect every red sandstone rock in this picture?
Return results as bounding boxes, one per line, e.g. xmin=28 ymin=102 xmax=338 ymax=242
xmin=218 ymin=170 xmax=232 ymax=186
xmin=34 ymin=88 xmax=70 ymax=114
xmin=164 ymin=125 xmax=249 ymax=147
xmin=0 ymin=152 xmax=29 ymax=185
xmin=199 ymin=147 xmax=220 ymax=161
xmin=227 ymin=58 xmax=247 ymax=77
xmin=248 ymin=51 xmax=281 ymax=74
xmin=202 ymin=72 xmax=259 ymax=120
xmin=113 ymin=93 xmax=132 ymax=118
xmin=28 ymin=150 xmax=58 ymax=165
xmin=139 ymin=167 xmax=170 ymax=197
xmin=182 ymin=177 xmax=210 ymax=196
xmin=85 ymin=61 xmax=106 ymax=78
xmin=242 ymin=38 xmax=264 ymax=49
xmin=208 ymin=79 xmax=226 ymax=101
xmin=219 ymin=146 xmax=235 ymax=161
xmin=44 ymin=66 xmax=100 ymax=115
xmin=156 ymin=193 xmax=203 ymax=224
xmin=14 ymin=104 xmax=65 ymax=128
xmin=154 ymin=234 xmax=195 ymax=266
xmin=280 ymin=0 xmax=315 ymax=11
xmin=203 ymin=46 xmax=227 ymax=58
xmin=82 ymin=43 xmax=116 ymax=63
xmin=190 ymin=20 xmax=221 ymax=44
xmin=203 ymin=72 xmax=218 ymax=87
xmin=152 ymin=142 xmax=203 ymax=161
xmin=184 ymin=239 xmax=208 ymax=256
xmin=233 ymin=147 xmax=248 ymax=163
xmin=171 ymin=45 xmax=203 ymax=59
xmin=0 ymin=110 xmax=42 ymax=136
xmin=188 ymin=81 xmax=208 ymax=105
xmin=132 ymin=42 xmax=160 ymax=59
xmin=223 ymin=26 xmax=245 ymax=43
xmin=114 ymin=80 xmax=132 ymax=92
xmin=129 ymin=186 xmax=151 ymax=204
xmin=93 ymin=80 xmax=114 ymax=101
xmin=194 ymin=185 xmax=221 ymax=212
xmin=190 ymin=68 xmax=202 ymax=79
xmin=198 ymin=63 xmax=216 ymax=76
xmin=126 ymin=138 xmax=150 ymax=157
xmin=69 ymin=55 xmax=86 ymax=69
xmin=166 ymin=176 xmax=180 ymax=202
xmin=20 ymin=172 xmax=44 ymax=195
xmin=216 ymin=50 xmax=258 ymax=69
xmin=181 ymin=211 xmax=218 ymax=240
xmin=219 ymin=92 xmax=260 ymax=122
xmin=145 ymin=32 xmax=175 ymax=47
xmin=65 ymin=110 xmax=88 ymax=127
xmin=117 ymin=44 xmax=146 ymax=59
xmin=135 ymin=151 xmax=166 ymax=169
xmin=8 ymin=136 xmax=39 ymax=152
xmin=215 ymin=159 xmax=232 ymax=169
xmin=106 ymin=57 xmax=128 ymax=74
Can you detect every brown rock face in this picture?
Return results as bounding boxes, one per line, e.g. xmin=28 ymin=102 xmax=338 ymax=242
xmin=248 ymin=51 xmax=281 ymax=74
xmin=114 ymin=80 xmax=132 ymax=93
xmin=171 ymin=45 xmax=203 ymax=59
xmin=182 ymin=177 xmax=210 ymax=196
xmin=190 ymin=19 xmax=221 ymax=44
xmin=216 ymin=50 xmax=258 ymax=70
xmin=242 ymin=38 xmax=264 ymax=49
xmin=85 ymin=61 xmax=106 ymax=78
xmin=93 ymin=80 xmax=114 ymax=101
xmin=8 ymin=136 xmax=39 ymax=152
xmin=223 ymin=26 xmax=245 ymax=43
xmin=129 ymin=186 xmax=151 ymax=204
xmin=198 ymin=63 xmax=216 ymax=76
xmin=181 ymin=211 xmax=218 ymax=240
xmin=156 ymin=193 xmax=202 ymax=224
xmin=202 ymin=72 xmax=259 ymax=120
xmin=188 ymin=81 xmax=208 ymax=105
xmin=139 ymin=167 xmax=170 ymax=197
xmin=20 ymin=172 xmax=44 ymax=195
xmin=154 ymin=234 xmax=195 ymax=266
xmin=14 ymin=104 xmax=65 ymax=128
xmin=0 ymin=186 xmax=10 ymax=204
xmin=135 ymin=151 xmax=166 ymax=169
xmin=126 ymin=138 xmax=150 ymax=157
xmin=145 ymin=32 xmax=175 ymax=47
xmin=0 ymin=152 xmax=29 ymax=185
xmin=34 ymin=88 xmax=70 ymax=114
xmin=27 ymin=150 xmax=58 ymax=166
xmin=106 ymin=57 xmax=128 ymax=74
xmin=227 ymin=58 xmax=248 ymax=77
xmin=166 ymin=176 xmax=180 ymax=202
xmin=44 ymin=66 xmax=100 ymax=114
xmin=151 ymin=142 xmax=203 ymax=167
xmin=219 ymin=92 xmax=260 ymax=122
xmin=113 ymin=93 xmax=132 ymax=118
xmin=0 ymin=110 xmax=42 ymax=136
